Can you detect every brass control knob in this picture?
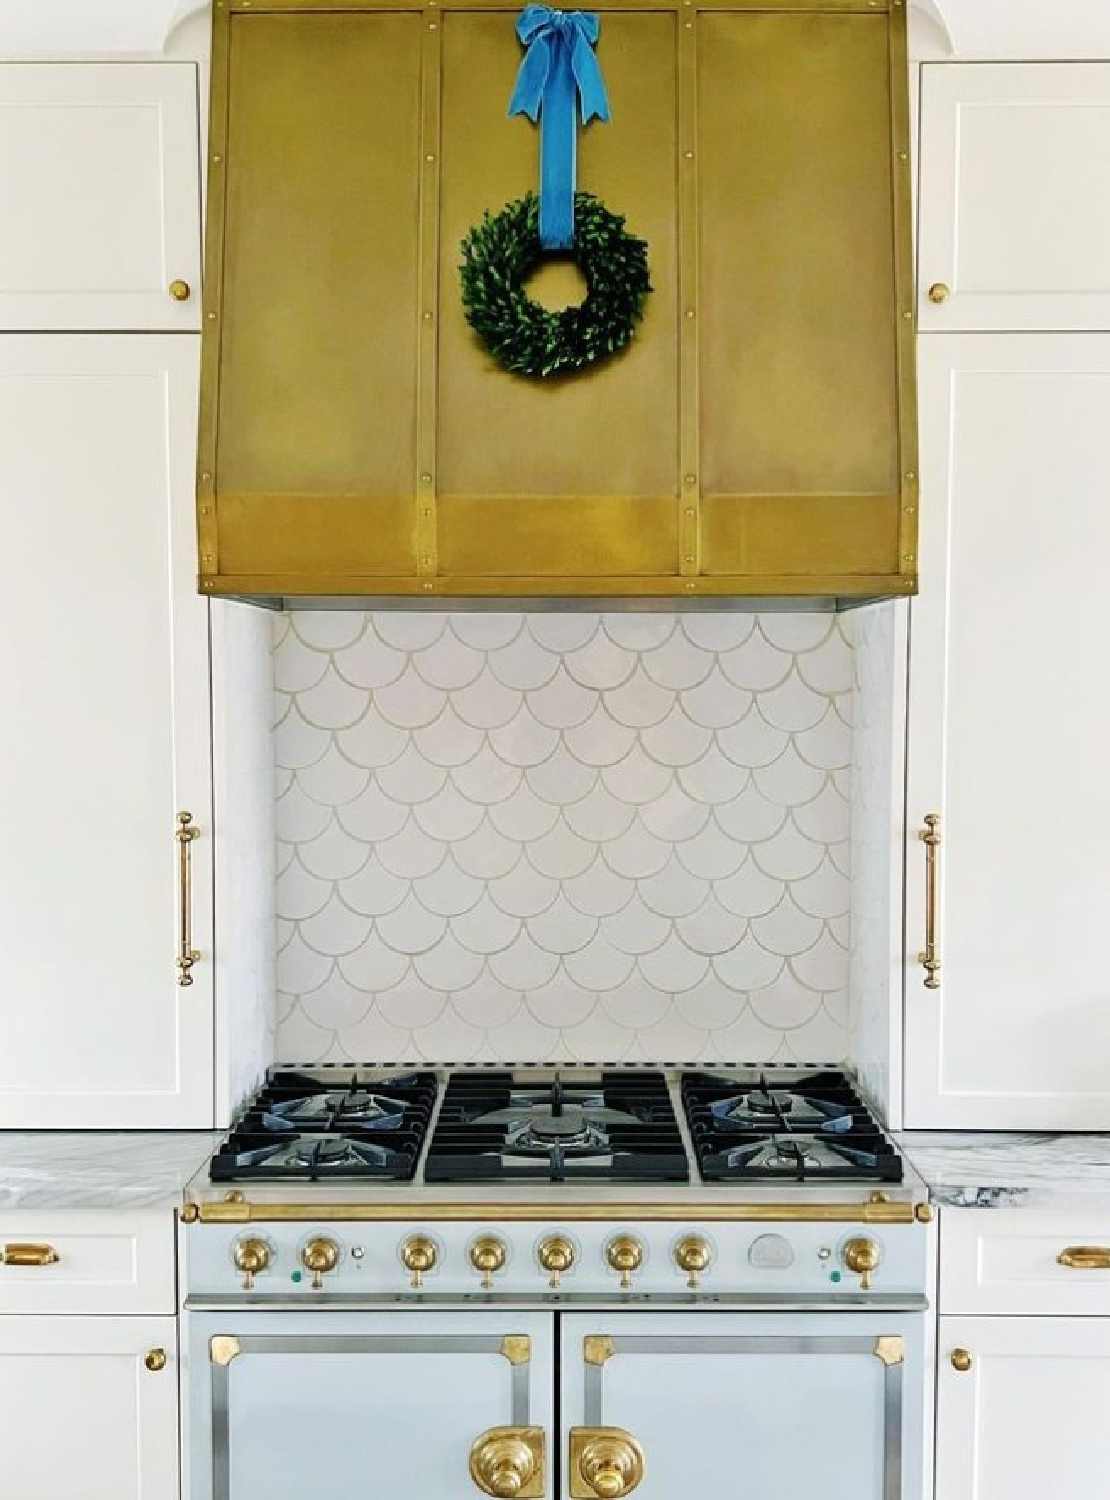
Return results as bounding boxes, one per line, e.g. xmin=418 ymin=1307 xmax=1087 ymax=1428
xmin=927 ymin=282 xmax=950 ymax=304
xmin=537 ymin=1234 xmax=577 ymax=1288
xmin=673 ymin=1235 xmax=711 ymax=1289
xmin=605 ymin=1235 xmax=644 ymax=1290
xmin=401 ymin=1234 xmax=438 ymax=1289
xmin=470 ymin=1427 xmax=544 ymax=1498
xmin=300 ymin=1236 xmax=340 ymax=1290
xmin=842 ymin=1236 xmax=882 ymax=1290
xmin=575 ymin=1430 xmax=646 ymax=1499
xmin=470 ymin=1235 xmax=508 ymax=1289
xmin=233 ymin=1236 xmax=272 ymax=1290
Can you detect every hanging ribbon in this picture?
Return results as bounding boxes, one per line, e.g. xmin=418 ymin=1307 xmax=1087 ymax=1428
xmin=508 ymin=5 xmax=610 ymax=250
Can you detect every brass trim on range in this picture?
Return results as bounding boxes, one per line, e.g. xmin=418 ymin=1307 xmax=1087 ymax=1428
xmin=918 ymin=813 xmax=941 ymax=989
xmin=1058 ymin=1246 xmax=1110 ymax=1270
xmin=189 ymin=1199 xmax=919 ymax=1226
xmin=210 ymin=1335 xmax=241 ymax=1367
xmin=584 ymin=1336 xmax=616 ymax=1368
xmin=873 ymin=1336 xmax=904 ymax=1368
xmin=1 ymin=1243 xmax=59 ymax=1267
xmin=569 ymin=1428 xmax=645 ymax=1500
xmin=176 ymin=811 xmax=201 ymax=987
xmin=469 ymin=1427 xmax=546 ymax=1499
xmin=500 ymin=1335 xmax=531 ymax=1367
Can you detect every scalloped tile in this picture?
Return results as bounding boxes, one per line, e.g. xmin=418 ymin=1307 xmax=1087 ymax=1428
xmin=276 ymin=610 xmax=853 ymax=1063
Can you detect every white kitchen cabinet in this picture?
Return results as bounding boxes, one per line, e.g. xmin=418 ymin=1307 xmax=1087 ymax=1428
xmin=903 ymin=335 xmax=1110 ymax=1128
xmin=936 ymin=1315 xmax=1110 ymax=1500
xmin=918 ymin=64 xmax=1110 ymax=331
xmin=0 ymin=63 xmax=202 ymax=331
xmin=0 ymin=1314 xmax=179 ymax=1500
xmin=0 ymin=336 xmax=215 ymax=1127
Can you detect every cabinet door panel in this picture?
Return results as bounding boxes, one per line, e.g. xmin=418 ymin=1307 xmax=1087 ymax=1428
xmin=919 ymin=64 xmax=1110 ymax=331
xmin=0 ymin=1315 xmax=179 ymax=1500
xmin=0 ymin=64 xmax=201 ymax=331
xmin=0 ymin=337 xmax=213 ymax=1126
xmin=905 ymin=336 xmax=1110 ymax=1128
xmin=937 ymin=1316 xmax=1110 ymax=1500
xmin=561 ymin=1312 xmax=924 ymax=1500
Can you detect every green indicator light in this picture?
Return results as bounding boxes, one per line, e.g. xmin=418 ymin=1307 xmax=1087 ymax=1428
xmin=830 ymin=1270 xmax=842 ymax=1284
xmin=291 ymin=1270 xmax=302 ymax=1284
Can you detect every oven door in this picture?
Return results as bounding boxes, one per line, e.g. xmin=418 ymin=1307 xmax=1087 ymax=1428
xmin=560 ymin=1311 xmax=924 ymax=1500
xmin=188 ymin=1311 xmax=553 ymax=1500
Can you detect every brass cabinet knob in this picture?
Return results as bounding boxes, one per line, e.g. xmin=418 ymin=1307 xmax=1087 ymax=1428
xmin=401 ymin=1234 xmax=439 ymax=1289
xmin=570 ymin=1429 xmax=646 ymax=1500
xmin=470 ymin=1235 xmax=508 ymax=1289
xmin=144 ymin=1347 xmax=167 ymax=1373
xmin=927 ymin=282 xmax=950 ymax=304
xmin=537 ymin=1234 xmax=577 ymax=1288
xmin=470 ymin=1427 xmax=545 ymax=1498
xmin=169 ymin=279 xmax=192 ymax=301
xmin=300 ymin=1236 xmax=340 ymax=1289
xmin=843 ymin=1236 xmax=882 ymax=1290
xmin=673 ymin=1235 xmax=711 ymax=1289
xmin=605 ymin=1235 xmax=644 ymax=1290
xmin=1 ymin=1243 xmax=59 ymax=1267
xmin=233 ymin=1236 xmax=272 ymax=1290
xmin=951 ymin=1347 xmax=973 ymax=1373
xmin=1058 ymin=1245 xmax=1110 ymax=1270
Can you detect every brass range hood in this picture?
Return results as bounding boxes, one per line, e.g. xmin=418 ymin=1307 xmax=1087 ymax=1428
xmin=197 ymin=0 xmax=916 ymax=607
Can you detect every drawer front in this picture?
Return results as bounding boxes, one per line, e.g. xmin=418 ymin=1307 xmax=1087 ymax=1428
xmin=0 ymin=1210 xmax=176 ymax=1314
xmin=941 ymin=1209 xmax=1110 ymax=1315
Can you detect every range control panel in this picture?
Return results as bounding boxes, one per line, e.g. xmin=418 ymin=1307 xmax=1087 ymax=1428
xmin=186 ymin=1218 xmax=929 ymax=1303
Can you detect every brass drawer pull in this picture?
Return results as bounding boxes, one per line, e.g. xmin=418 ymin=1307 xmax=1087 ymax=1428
xmin=144 ymin=1348 xmax=168 ymax=1372
xmin=927 ymin=282 xmax=950 ymax=304
xmin=570 ymin=1429 xmax=645 ymax=1499
xmin=918 ymin=813 xmax=941 ymax=989
xmin=169 ymin=279 xmax=192 ymax=301
xmin=950 ymin=1348 xmax=972 ymax=1373
xmin=470 ymin=1427 xmax=545 ymax=1498
xmin=1058 ymin=1246 xmax=1110 ymax=1270
xmin=2 ymin=1243 xmax=59 ymax=1267
xmin=176 ymin=811 xmax=201 ymax=986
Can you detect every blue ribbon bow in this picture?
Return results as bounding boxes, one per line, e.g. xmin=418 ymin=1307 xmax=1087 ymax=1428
xmin=508 ymin=5 xmax=610 ymax=250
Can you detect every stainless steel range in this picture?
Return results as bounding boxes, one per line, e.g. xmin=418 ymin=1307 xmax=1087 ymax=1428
xmin=184 ymin=1065 xmax=931 ymax=1500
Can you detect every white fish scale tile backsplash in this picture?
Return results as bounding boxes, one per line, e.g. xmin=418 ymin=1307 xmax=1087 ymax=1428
xmin=274 ymin=612 xmax=852 ymax=1064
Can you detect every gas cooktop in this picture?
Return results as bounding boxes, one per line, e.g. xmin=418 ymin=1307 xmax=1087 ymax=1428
xmin=209 ymin=1065 xmax=903 ymax=1187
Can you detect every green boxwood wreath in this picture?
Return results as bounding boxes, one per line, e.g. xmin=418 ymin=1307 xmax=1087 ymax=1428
xmin=460 ymin=191 xmax=651 ymax=378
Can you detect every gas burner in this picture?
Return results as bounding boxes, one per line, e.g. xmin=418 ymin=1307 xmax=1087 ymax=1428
xmin=723 ymin=1133 xmax=885 ymax=1176
xmin=707 ymin=1081 xmax=853 ymax=1134
xmin=234 ymin=1134 xmax=401 ymax=1174
xmin=263 ymin=1089 xmax=411 ymax=1132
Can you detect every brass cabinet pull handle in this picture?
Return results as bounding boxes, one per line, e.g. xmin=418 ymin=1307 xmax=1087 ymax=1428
xmin=569 ymin=1429 xmax=645 ymax=1500
xmin=176 ymin=812 xmax=201 ymax=986
xmin=918 ymin=813 xmax=941 ymax=989
xmin=1058 ymin=1246 xmax=1110 ymax=1270
xmin=169 ymin=279 xmax=192 ymax=301
xmin=950 ymin=1348 xmax=972 ymax=1373
xmin=2 ymin=1243 xmax=59 ymax=1267
xmin=144 ymin=1348 xmax=168 ymax=1372
xmin=927 ymin=282 xmax=951 ymax=304
xmin=469 ymin=1427 xmax=545 ymax=1498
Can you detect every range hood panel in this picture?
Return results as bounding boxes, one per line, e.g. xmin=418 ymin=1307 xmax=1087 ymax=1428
xmin=198 ymin=0 xmax=917 ymax=605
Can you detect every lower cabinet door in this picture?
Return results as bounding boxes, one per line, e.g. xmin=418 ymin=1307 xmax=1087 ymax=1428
xmin=937 ymin=1315 xmax=1110 ymax=1500
xmin=0 ymin=1314 xmax=179 ymax=1500
xmin=560 ymin=1311 xmax=925 ymax=1500
xmin=189 ymin=1311 xmax=553 ymax=1500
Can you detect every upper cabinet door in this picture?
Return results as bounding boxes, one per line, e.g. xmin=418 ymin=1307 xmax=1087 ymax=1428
xmin=0 ymin=336 xmax=214 ymax=1128
xmin=0 ymin=64 xmax=201 ymax=331
xmin=904 ymin=335 xmax=1110 ymax=1129
xmin=919 ymin=64 xmax=1110 ymax=331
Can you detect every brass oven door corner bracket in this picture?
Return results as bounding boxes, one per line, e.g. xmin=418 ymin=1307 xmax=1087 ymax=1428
xmin=873 ymin=1335 xmax=905 ymax=1367
xmin=500 ymin=1335 xmax=531 ymax=1366
xmin=209 ymin=1335 xmax=241 ymax=1367
xmin=583 ymin=1335 xmax=616 ymax=1367
xmin=469 ymin=1426 xmax=546 ymax=1499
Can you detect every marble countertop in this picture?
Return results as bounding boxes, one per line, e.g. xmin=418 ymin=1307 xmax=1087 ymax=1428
xmin=0 ymin=1133 xmax=219 ymax=1211
xmin=898 ymin=1132 xmax=1110 ymax=1210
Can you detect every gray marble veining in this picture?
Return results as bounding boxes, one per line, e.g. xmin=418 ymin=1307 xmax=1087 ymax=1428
xmin=0 ymin=1133 xmax=219 ymax=1211
xmin=898 ymin=1132 xmax=1110 ymax=1210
